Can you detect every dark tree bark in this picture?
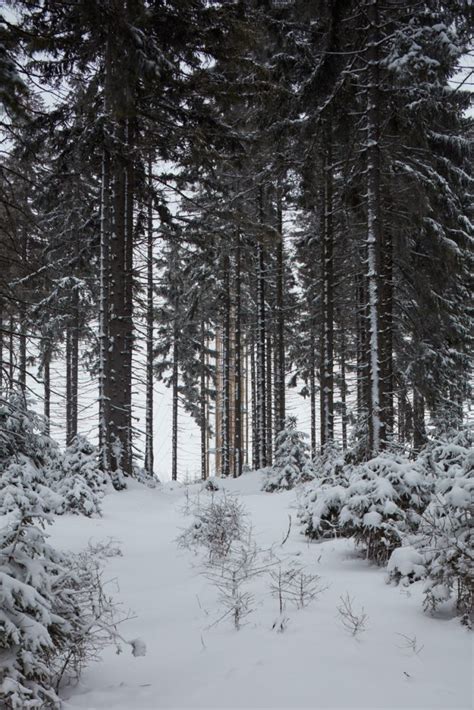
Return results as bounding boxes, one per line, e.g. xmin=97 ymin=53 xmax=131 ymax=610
xmin=320 ymin=129 xmax=334 ymax=449
xmin=250 ymin=333 xmax=257 ymax=470
xmin=310 ymin=335 xmax=317 ymax=458
xmin=222 ymin=251 xmax=231 ymax=477
xmin=274 ymin=185 xmax=286 ymax=437
xmin=365 ymin=0 xmax=385 ymax=454
xmin=234 ymin=232 xmax=242 ymax=477
xmin=66 ymin=313 xmax=78 ymax=447
xmin=200 ymin=318 xmax=207 ymax=480
xmin=171 ymin=328 xmax=179 ymax=481
xmin=43 ymin=343 xmax=51 ymax=436
xmin=144 ymin=156 xmax=154 ymax=477
xmin=340 ymin=319 xmax=348 ymax=450
xmin=413 ymin=388 xmax=427 ymax=452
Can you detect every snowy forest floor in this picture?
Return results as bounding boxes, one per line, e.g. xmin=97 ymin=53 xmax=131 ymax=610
xmin=51 ymin=473 xmax=472 ymax=710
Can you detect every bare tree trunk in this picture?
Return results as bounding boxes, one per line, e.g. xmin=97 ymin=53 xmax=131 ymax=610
xmin=320 ymin=130 xmax=334 ymax=449
xmin=0 ymin=309 xmax=3 ymax=390
xmin=123 ymin=117 xmax=135 ymax=476
xmin=380 ymin=224 xmax=393 ymax=440
xmin=250 ymin=333 xmax=257 ymax=470
xmin=171 ymin=331 xmax=179 ymax=481
xmin=366 ymin=0 xmax=384 ymax=455
xmin=222 ymin=251 xmax=230 ymax=477
xmin=43 ymin=344 xmax=51 ymax=436
xmin=144 ymin=156 xmax=154 ymax=477
xmin=215 ymin=325 xmax=222 ymax=475
xmin=340 ymin=319 xmax=348 ymax=450
xmin=256 ymin=235 xmax=267 ymax=468
xmin=9 ymin=316 xmax=14 ymax=389
xmin=234 ymin=233 xmax=242 ymax=477
xmin=99 ymin=134 xmax=111 ymax=471
xmin=310 ymin=336 xmax=317 ymax=458
xmin=66 ymin=315 xmax=78 ymax=447
xmin=200 ymin=319 xmax=207 ymax=480
xmin=266 ymin=332 xmax=273 ymax=466
xmin=274 ymin=184 xmax=285 ymax=436
xmin=413 ymin=388 xmax=427 ymax=452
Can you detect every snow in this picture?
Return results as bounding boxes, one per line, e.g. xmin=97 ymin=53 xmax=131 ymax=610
xmin=45 ymin=472 xmax=472 ymax=710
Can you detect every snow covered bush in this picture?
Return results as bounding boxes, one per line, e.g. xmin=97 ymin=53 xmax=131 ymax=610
xmin=177 ymin=492 xmax=248 ymax=561
xmin=0 ymin=456 xmax=142 ymax=707
xmin=298 ymin=480 xmax=349 ymax=540
xmin=297 ymin=448 xmax=351 ymax=540
xmin=262 ymin=417 xmax=313 ymax=492
xmin=0 ymin=394 xmax=58 ymax=475
xmin=388 ymin=429 xmax=473 ymax=624
xmin=339 ymin=453 xmax=433 ymax=564
xmin=299 ymin=450 xmax=433 ymax=563
xmin=53 ymin=436 xmax=106 ymax=517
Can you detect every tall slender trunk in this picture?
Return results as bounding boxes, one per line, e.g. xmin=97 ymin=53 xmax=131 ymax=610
xmin=9 ymin=316 xmax=14 ymax=389
xmin=171 ymin=330 xmax=179 ymax=481
xmin=144 ymin=156 xmax=154 ymax=477
xmin=274 ymin=184 xmax=285 ymax=436
xmin=18 ymin=231 xmax=27 ymax=395
xmin=99 ymin=140 xmax=111 ymax=471
xmin=380 ymin=224 xmax=393 ymax=439
xmin=222 ymin=251 xmax=230 ymax=477
xmin=320 ymin=129 xmax=334 ymax=449
xmin=66 ymin=315 xmax=78 ymax=447
xmin=0 ymin=309 xmax=3 ymax=390
xmin=265 ymin=332 xmax=272 ymax=465
xmin=310 ymin=336 xmax=317 ymax=458
xmin=43 ymin=344 xmax=51 ymax=436
xmin=215 ymin=325 xmax=222 ymax=475
xmin=366 ymin=0 xmax=384 ymax=455
xmin=250 ymin=334 xmax=257 ymax=470
xmin=340 ymin=319 xmax=348 ymax=450
xmin=123 ymin=117 xmax=135 ymax=475
xmin=234 ymin=233 xmax=242 ymax=477
xmin=413 ymin=388 xmax=427 ymax=452
xmin=200 ymin=319 xmax=207 ymax=480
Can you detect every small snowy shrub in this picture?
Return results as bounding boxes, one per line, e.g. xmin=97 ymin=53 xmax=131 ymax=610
xmin=0 ymin=468 xmax=141 ymax=708
xmin=339 ymin=453 xmax=433 ymax=564
xmin=263 ymin=417 xmax=313 ymax=492
xmin=389 ymin=429 xmax=473 ymax=624
xmin=177 ymin=492 xmax=248 ymax=561
xmin=298 ymin=481 xmax=349 ymax=539
xmin=298 ymin=448 xmax=351 ymax=539
xmin=53 ymin=436 xmax=105 ymax=517
xmin=0 ymin=394 xmax=58 ymax=472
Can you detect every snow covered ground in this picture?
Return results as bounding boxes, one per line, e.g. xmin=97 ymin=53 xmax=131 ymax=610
xmin=50 ymin=472 xmax=472 ymax=710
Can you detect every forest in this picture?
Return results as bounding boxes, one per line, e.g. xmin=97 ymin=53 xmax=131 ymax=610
xmin=0 ymin=1 xmax=472 ymax=708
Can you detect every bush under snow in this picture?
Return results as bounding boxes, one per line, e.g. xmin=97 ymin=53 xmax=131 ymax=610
xmin=262 ymin=417 xmax=313 ymax=492
xmin=388 ymin=428 xmax=473 ymax=624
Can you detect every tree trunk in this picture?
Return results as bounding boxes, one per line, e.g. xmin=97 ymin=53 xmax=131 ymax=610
xmin=99 ymin=138 xmax=111 ymax=471
xmin=340 ymin=319 xmax=348 ymax=450
xmin=310 ymin=336 xmax=317 ymax=458
xmin=274 ymin=184 xmax=285 ymax=436
xmin=144 ymin=155 xmax=154 ymax=477
xmin=320 ymin=129 xmax=334 ymax=449
xmin=366 ymin=0 xmax=384 ymax=455
xmin=43 ymin=344 xmax=51 ymax=436
xmin=234 ymin=233 xmax=242 ymax=477
xmin=171 ymin=331 xmax=179 ymax=481
xmin=66 ymin=314 xmax=78 ymax=447
xmin=413 ymin=389 xmax=427 ymax=452
xmin=250 ymin=333 xmax=257 ymax=470
xmin=9 ymin=315 xmax=14 ymax=389
xmin=200 ymin=319 xmax=207 ymax=480
xmin=222 ymin=251 xmax=231 ymax=477
xmin=265 ymin=332 xmax=272 ymax=466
